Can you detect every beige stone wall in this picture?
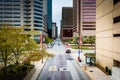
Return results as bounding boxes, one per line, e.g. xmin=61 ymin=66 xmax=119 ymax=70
xmin=96 ymin=0 xmax=114 ymax=69
xmin=113 ymin=2 xmax=120 ymax=62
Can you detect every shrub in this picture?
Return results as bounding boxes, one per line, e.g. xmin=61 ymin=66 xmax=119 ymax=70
xmin=0 ymin=63 xmax=34 ymax=80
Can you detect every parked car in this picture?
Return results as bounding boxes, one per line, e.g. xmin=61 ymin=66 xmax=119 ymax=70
xmin=66 ymin=49 xmax=71 ymax=53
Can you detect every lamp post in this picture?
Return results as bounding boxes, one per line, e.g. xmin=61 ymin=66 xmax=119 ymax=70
xmin=40 ymin=32 xmax=43 ymax=63
xmin=77 ymin=32 xmax=81 ymax=62
xmin=76 ymin=30 xmax=82 ymax=62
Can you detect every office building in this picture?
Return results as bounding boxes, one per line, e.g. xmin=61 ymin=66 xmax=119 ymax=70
xmin=73 ymin=0 xmax=96 ymax=37
xmin=61 ymin=7 xmax=73 ymax=40
xmin=52 ymin=22 xmax=58 ymax=39
xmin=47 ymin=0 xmax=52 ymax=38
xmin=0 ymin=0 xmax=48 ymax=37
xmin=96 ymin=0 xmax=120 ymax=79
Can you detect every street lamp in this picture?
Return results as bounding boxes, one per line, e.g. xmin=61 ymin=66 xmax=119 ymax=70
xmin=76 ymin=31 xmax=82 ymax=62
xmin=40 ymin=32 xmax=44 ymax=63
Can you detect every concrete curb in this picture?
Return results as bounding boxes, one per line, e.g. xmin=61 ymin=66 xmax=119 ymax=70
xmin=75 ymin=60 xmax=93 ymax=80
xmin=23 ymin=68 xmax=36 ymax=80
xmin=36 ymin=58 xmax=48 ymax=80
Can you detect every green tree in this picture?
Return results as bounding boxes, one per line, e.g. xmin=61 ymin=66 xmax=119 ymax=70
xmin=45 ymin=36 xmax=53 ymax=43
xmin=11 ymin=27 xmax=27 ymax=64
xmin=0 ymin=25 xmax=53 ymax=68
xmin=0 ymin=26 xmax=16 ymax=67
xmin=25 ymin=50 xmax=54 ymax=62
xmin=71 ymin=36 xmax=78 ymax=44
xmin=88 ymin=36 xmax=95 ymax=46
xmin=83 ymin=36 xmax=95 ymax=45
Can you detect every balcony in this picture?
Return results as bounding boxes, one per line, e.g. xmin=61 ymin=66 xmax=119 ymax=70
xmin=24 ymin=0 xmax=31 ymax=3
xmin=24 ymin=21 xmax=31 ymax=23
xmin=24 ymin=9 xmax=31 ymax=11
xmin=24 ymin=13 xmax=31 ymax=15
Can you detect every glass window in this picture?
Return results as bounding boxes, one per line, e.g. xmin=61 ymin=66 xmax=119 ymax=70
xmin=4 ymin=12 xmax=12 ymax=14
xmin=4 ymin=16 xmax=12 ymax=18
xmin=0 ymin=16 xmax=3 ymax=18
xmin=14 ymin=8 xmax=20 ymax=10
xmin=0 ymin=4 xmax=3 ymax=6
xmin=4 ymin=4 xmax=12 ymax=6
xmin=14 ymin=12 xmax=20 ymax=14
xmin=13 ymin=0 xmax=20 ymax=2
xmin=14 ymin=24 xmax=21 ymax=26
xmin=34 ymin=17 xmax=42 ymax=20
xmin=34 ymin=24 xmax=42 ymax=27
xmin=4 ymin=8 xmax=13 ymax=10
xmin=14 ymin=16 xmax=20 ymax=18
xmin=34 ymin=8 xmax=43 ymax=13
xmin=0 ymin=12 xmax=3 ymax=14
xmin=4 ymin=20 xmax=12 ymax=22
xmin=0 ymin=20 xmax=3 ymax=22
xmin=34 ymin=1 xmax=43 ymax=5
xmin=14 ymin=4 xmax=20 ymax=6
xmin=113 ymin=16 xmax=120 ymax=23
xmin=34 ymin=5 xmax=43 ymax=9
xmin=0 ymin=8 xmax=3 ymax=10
xmin=113 ymin=34 xmax=120 ymax=37
xmin=14 ymin=20 xmax=20 ymax=22
xmin=34 ymin=12 xmax=42 ymax=16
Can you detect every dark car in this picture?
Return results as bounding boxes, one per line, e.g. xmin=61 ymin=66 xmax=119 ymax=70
xmin=66 ymin=49 xmax=71 ymax=53
xmin=58 ymin=43 xmax=60 ymax=46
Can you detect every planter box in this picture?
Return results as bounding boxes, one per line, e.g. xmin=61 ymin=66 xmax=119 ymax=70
xmin=23 ymin=68 xmax=36 ymax=80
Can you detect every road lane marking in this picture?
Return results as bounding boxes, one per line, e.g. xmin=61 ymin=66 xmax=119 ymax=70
xmin=48 ymin=66 xmax=57 ymax=71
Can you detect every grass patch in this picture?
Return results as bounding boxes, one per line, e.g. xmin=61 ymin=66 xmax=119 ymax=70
xmin=70 ymin=45 xmax=94 ymax=50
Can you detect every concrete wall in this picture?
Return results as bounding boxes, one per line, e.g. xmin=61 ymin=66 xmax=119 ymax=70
xmin=96 ymin=0 xmax=120 ymax=69
xmin=96 ymin=0 xmax=113 ymax=69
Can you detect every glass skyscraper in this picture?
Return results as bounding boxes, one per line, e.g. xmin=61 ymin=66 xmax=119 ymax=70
xmin=0 ymin=0 xmax=48 ymax=36
xmin=0 ymin=0 xmax=22 ymax=27
xmin=47 ymin=0 xmax=52 ymax=38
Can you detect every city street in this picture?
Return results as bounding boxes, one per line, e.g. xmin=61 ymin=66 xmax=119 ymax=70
xmin=38 ymin=39 xmax=90 ymax=80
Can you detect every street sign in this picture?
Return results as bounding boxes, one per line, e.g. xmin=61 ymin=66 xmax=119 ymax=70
xmin=78 ymin=50 xmax=80 ymax=55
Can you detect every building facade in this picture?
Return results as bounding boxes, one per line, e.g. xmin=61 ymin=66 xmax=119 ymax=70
xmin=61 ymin=7 xmax=73 ymax=40
xmin=0 ymin=0 xmax=23 ymax=27
xmin=47 ymin=0 xmax=52 ymax=38
xmin=52 ymin=22 xmax=58 ymax=39
xmin=0 ymin=0 xmax=48 ymax=36
xmin=96 ymin=0 xmax=120 ymax=79
xmin=73 ymin=0 xmax=96 ymax=37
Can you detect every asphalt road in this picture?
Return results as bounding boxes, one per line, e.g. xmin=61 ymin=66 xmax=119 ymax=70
xmin=38 ymin=39 xmax=90 ymax=80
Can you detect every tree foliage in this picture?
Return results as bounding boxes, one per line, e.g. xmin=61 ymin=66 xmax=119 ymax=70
xmin=0 ymin=25 xmax=53 ymax=68
xmin=45 ymin=36 xmax=53 ymax=43
xmin=25 ymin=50 xmax=54 ymax=62
xmin=0 ymin=26 xmax=18 ymax=67
xmin=83 ymin=36 xmax=95 ymax=45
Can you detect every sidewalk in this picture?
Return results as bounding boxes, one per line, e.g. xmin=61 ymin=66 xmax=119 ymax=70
xmin=71 ymin=49 xmax=113 ymax=80
xmin=30 ymin=58 xmax=47 ymax=80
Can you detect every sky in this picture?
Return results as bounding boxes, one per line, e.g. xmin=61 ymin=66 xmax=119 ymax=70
xmin=52 ymin=0 xmax=73 ymax=35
